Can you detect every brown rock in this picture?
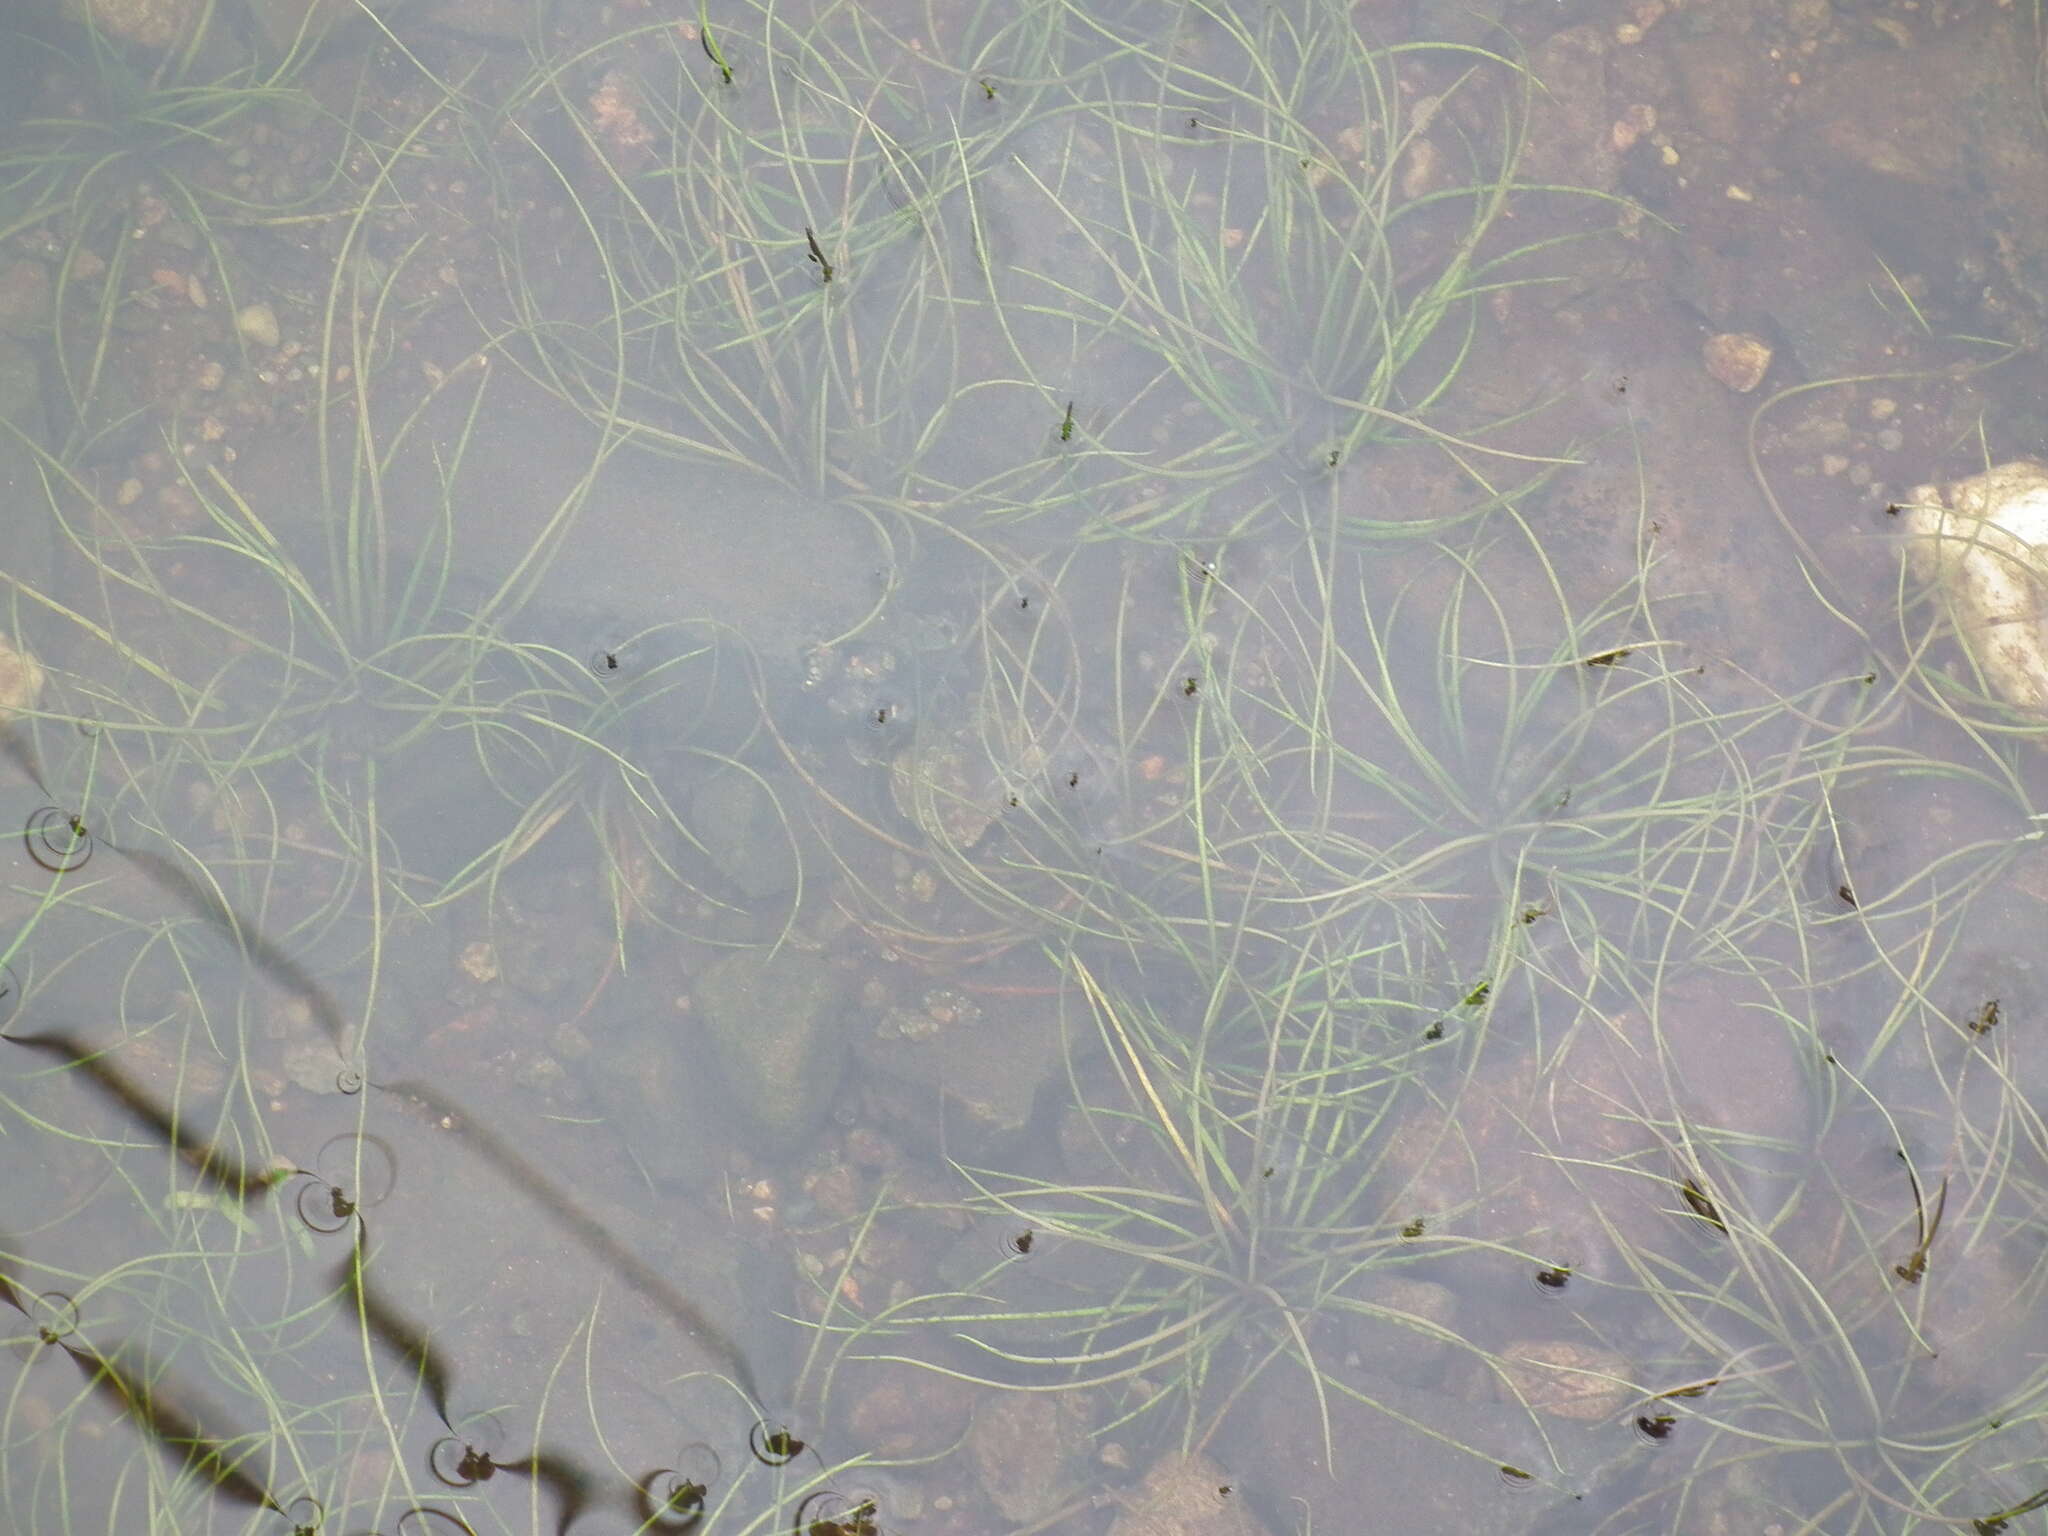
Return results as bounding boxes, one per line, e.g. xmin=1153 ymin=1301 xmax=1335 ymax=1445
xmin=840 ymin=1358 xmax=978 ymax=1459
xmin=1108 ymin=1453 xmax=1272 ymax=1536
xmin=1497 ymin=1339 xmax=1633 ymax=1421
xmin=1702 ymin=331 xmax=1771 ymax=392
xmin=967 ymin=1390 xmax=1096 ymax=1524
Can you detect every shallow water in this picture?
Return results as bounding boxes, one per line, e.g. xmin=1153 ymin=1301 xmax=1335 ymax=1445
xmin=3 ymin=1 xmax=2048 ymax=1533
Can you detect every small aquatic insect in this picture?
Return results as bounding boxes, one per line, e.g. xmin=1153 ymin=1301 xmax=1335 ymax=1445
xmin=979 ymin=77 xmax=997 ymax=99
xmin=1008 ymin=1229 xmax=1034 ymax=1255
xmin=1462 ymin=981 xmax=1490 ymax=1007
xmin=1401 ymin=1217 xmax=1426 ymax=1239
xmin=1681 ymin=1177 xmax=1727 ymax=1234
xmin=1837 ymin=882 xmax=1857 ymax=908
xmin=804 ymin=226 xmax=834 ymax=283
xmin=1894 ymin=1169 xmax=1949 ymax=1285
xmin=1422 ymin=1021 xmax=1443 ymax=1040
xmin=1635 ymin=1414 xmax=1676 ymax=1441
xmin=1059 ymin=400 xmax=1076 ymax=441
xmin=1584 ymin=647 xmax=1631 ymax=667
xmin=1653 ymin=1377 xmax=1719 ymax=1401
xmin=749 ymin=1423 xmax=805 ymax=1465
xmin=1967 ymin=998 xmax=2001 ymax=1035
xmin=1182 ymin=676 xmax=1199 ymax=696
xmin=1534 ymin=1264 xmax=1571 ymax=1291
xmin=655 ymin=1477 xmax=706 ymax=1522
xmin=1066 ymin=770 xmax=1079 ymax=788
xmin=799 ymin=1496 xmax=880 ymax=1536
xmin=430 ymin=1437 xmax=593 ymax=1524
xmin=700 ymin=21 xmax=732 ymax=83
xmin=1973 ymin=1484 xmax=2048 ymax=1532
xmin=23 ymin=806 xmax=94 ymax=873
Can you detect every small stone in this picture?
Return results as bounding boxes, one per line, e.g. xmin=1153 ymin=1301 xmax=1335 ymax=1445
xmin=1868 ymin=397 xmax=1897 ymax=421
xmin=1610 ymin=104 xmax=1656 ymax=152
xmin=193 ymin=358 xmax=225 ymax=391
xmin=1821 ymin=454 xmax=1849 ymax=477
xmin=1614 ymin=22 xmax=1642 ymax=45
xmin=236 ymin=302 xmax=281 ymax=349
xmin=116 ymin=477 xmax=144 ymax=506
xmin=187 ymin=273 xmax=208 ymax=309
xmin=459 ymin=941 xmax=499 ymax=983
xmin=1702 ymin=332 xmax=1771 ymax=393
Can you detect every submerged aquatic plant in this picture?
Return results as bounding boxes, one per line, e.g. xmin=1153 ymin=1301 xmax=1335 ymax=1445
xmin=16 ymin=0 xmax=2045 ymax=1532
xmin=472 ymin=0 xmax=1602 ymax=546
xmin=799 ymin=942 xmax=1473 ymax=1452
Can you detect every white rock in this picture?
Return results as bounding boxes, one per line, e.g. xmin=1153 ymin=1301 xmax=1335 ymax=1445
xmin=1903 ymin=459 xmax=2048 ymax=712
xmin=235 ymin=302 xmax=281 ymax=349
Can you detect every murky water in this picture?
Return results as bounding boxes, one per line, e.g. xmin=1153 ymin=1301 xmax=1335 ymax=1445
xmin=2 ymin=0 xmax=2047 ymax=1532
